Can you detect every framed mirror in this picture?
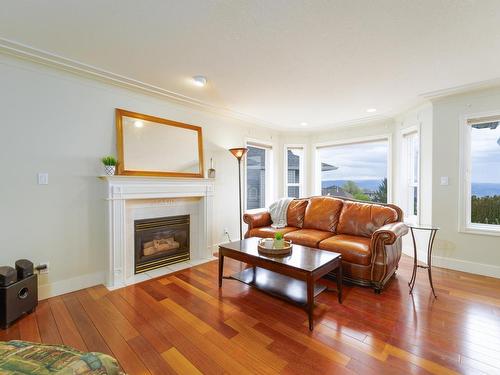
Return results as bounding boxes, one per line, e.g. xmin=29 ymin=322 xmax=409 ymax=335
xmin=116 ymin=109 xmax=204 ymax=177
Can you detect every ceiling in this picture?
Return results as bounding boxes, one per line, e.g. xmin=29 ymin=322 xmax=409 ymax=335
xmin=2 ymin=0 xmax=500 ymax=130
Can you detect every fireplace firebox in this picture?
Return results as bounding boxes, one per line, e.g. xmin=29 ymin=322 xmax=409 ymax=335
xmin=134 ymin=215 xmax=190 ymax=274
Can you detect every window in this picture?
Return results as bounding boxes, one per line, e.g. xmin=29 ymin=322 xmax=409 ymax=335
xmin=246 ymin=142 xmax=273 ymax=209
xmin=316 ymin=138 xmax=389 ymax=203
xmin=285 ymin=146 xmax=305 ymax=198
xmin=461 ymin=115 xmax=500 ymax=233
xmin=401 ymin=130 xmax=419 ymax=222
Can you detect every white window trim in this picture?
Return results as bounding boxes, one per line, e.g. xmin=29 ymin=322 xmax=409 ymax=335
xmin=244 ymin=138 xmax=274 ymax=211
xmin=400 ymin=125 xmax=421 ymax=225
xmin=459 ymin=111 xmax=500 ymax=236
xmin=284 ymin=144 xmax=307 ymax=198
xmin=313 ymin=134 xmax=393 ymax=202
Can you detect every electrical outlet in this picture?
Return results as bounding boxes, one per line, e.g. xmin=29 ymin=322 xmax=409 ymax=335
xmin=38 ymin=262 xmax=50 ymax=274
xmin=223 ymin=227 xmax=232 ymax=242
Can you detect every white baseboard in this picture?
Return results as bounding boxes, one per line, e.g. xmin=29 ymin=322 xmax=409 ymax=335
xmin=430 ymin=256 xmax=500 ymax=279
xmin=38 ymin=271 xmax=105 ymax=300
xmin=403 ymin=241 xmax=500 ymax=279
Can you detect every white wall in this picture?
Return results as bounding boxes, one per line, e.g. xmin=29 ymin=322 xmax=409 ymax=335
xmin=0 ymin=53 xmax=280 ymax=298
xmin=430 ymin=88 xmax=500 ymax=276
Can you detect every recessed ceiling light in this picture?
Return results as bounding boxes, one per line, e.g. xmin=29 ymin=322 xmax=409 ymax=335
xmin=300 ymin=122 xmax=308 ymax=127
xmin=134 ymin=120 xmax=144 ymax=128
xmin=192 ymin=75 xmax=207 ymax=87
xmin=366 ymin=108 xmax=377 ymax=113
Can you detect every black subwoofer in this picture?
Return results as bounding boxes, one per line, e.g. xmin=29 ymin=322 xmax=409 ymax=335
xmin=0 ymin=267 xmax=16 ymax=287
xmin=15 ymin=259 xmax=34 ymax=280
xmin=0 ymin=274 xmax=38 ymax=329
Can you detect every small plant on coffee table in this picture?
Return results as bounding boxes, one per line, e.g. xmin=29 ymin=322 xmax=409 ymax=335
xmin=274 ymin=232 xmax=284 ymax=249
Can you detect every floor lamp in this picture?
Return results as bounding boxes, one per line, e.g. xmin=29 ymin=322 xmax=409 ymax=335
xmin=229 ymin=147 xmax=248 ymax=240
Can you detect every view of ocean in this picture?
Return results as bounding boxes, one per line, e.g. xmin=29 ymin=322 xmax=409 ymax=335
xmin=322 ymin=180 xmax=500 ymax=197
xmin=471 ymin=182 xmax=500 ymax=197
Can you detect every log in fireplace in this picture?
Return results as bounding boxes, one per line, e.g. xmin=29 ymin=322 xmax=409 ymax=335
xmin=134 ymin=215 xmax=190 ymax=274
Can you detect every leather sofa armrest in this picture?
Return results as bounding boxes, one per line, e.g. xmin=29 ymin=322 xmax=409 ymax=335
xmin=370 ymin=222 xmax=408 ymax=287
xmin=243 ymin=210 xmax=272 ymax=234
xmin=371 ymin=222 xmax=409 ymax=245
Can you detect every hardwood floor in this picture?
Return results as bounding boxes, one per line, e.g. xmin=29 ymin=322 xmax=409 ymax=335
xmin=1 ymin=255 xmax=500 ymax=374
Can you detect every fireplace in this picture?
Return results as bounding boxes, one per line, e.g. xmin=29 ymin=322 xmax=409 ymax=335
xmin=102 ymin=176 xmax=214 ymax=289
xmin=134 ymin=215 xmax=190 ymax=274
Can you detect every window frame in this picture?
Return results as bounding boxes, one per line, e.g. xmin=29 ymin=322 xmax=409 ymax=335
xmin=400 ymin=126 xmax=421 ymax=224
xmin=244 ymin=139 xmax=274 ymax=210
xmin=313 ymin=134 xmax=393 ymax=202
xmin=459 ymin=111 xmax=500 ymax=236
xmin=284 ymin=144 xmax=306 ymax=198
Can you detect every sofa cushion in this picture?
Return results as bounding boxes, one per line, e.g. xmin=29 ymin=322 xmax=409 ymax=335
xmin=319 ymin=235 xmax=372 ymax=266
xmin=284 ymin=229 xmax=334 ymax=248
xmin=337 ymin=201 xmax=398 ymax=238
xmin=287 ymin=199 xmax=309 ymax=228
xmin=302 ymin=197 xmax=343 ymax=232
xmin=249 ymin=226 xmax=299 ymax=238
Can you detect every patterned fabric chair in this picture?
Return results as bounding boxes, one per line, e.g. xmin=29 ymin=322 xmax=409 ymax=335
xmin=0 ymin=340 xmax=122 ymax=374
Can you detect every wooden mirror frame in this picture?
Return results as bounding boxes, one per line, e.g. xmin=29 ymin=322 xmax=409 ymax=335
xmin=115 ymin=108 xmax=204 ymax=178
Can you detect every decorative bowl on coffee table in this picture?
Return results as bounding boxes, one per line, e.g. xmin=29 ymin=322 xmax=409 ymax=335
xmin=257 ymin=238 xmax=293 ymax=256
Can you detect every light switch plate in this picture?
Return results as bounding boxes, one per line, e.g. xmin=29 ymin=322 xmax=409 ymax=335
xmin=440 ymin=176 xmax=449 ymax=186
xmin=38 ymin=173 xmax=49 ymax=185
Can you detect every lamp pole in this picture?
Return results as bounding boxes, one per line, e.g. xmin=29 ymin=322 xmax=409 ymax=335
xmin=229 ymin=147 xmax=248 ymax=241
xmin=237 ymin=157 xmax=243 ymax=240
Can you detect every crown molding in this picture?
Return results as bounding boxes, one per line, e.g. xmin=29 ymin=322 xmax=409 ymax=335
xmin=421 ymin=77 xmax=500 ymax=100
xmin=305 ymin=113 xmax=394 ymax=133
xmin=0 ymin=37 xmax=280 ymax=130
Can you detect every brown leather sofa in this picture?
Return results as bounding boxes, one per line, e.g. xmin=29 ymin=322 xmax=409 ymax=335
xmin=243 ymin=196 xmax=408 ymax=293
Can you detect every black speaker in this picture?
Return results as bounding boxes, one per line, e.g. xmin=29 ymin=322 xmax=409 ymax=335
xmin=0 ymin=267 xmax=16 ymax=287
xmin=0 ymin=274 xmax=38 ymax=329
xmin=15 ymin=259 xmax=34 ymax=279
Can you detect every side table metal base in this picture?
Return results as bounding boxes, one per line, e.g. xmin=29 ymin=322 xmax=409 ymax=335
xmin=408 ymin=225 xmax=438 ymax=298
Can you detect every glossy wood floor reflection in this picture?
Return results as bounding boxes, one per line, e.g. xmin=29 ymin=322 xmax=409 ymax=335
xmin=2 ymin=255 xmax=500 ymax=374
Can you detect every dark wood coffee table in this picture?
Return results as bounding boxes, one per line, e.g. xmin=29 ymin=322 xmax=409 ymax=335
xmin=218 ymin=237 xmax=342 ymax=331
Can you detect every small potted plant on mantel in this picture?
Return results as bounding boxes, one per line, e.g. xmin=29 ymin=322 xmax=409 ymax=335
xmin=101 ymin=156 xmax=117 ymax=176
xmin=274 ymin=232 xmax=284 ymax=249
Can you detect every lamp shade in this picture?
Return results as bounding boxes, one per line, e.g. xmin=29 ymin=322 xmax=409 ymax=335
xmin=229 ymin=147 xmax=248 ymax=160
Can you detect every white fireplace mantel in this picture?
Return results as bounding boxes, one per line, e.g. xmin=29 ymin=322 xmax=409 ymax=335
xmin=100 ymin=175 xmax=215 ymax=289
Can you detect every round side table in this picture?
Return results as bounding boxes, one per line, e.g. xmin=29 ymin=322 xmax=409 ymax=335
xmin=408 ymin=224 xmax=439 ymax=298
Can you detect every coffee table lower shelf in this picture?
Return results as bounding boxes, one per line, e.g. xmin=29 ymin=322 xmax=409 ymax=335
xmin=225 ymin=267 xmax=327 ymax=306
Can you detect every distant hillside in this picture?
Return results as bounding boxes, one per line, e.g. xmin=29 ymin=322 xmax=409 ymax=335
xmin=322 ymin=179 xmax=383 ymax=192
xmin=323 ymin=180 xmax=500 ymax=197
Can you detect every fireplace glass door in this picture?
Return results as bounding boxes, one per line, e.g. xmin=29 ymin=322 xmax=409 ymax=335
xmin=134 ymin=215 xmax=190 ymax=274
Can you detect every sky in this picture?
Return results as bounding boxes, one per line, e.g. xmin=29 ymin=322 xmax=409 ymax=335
xmin=471 ymin=126 xmax=500 ymax=184
xmin=317 ymin=128 xmax=500 ymax=184
xmin=319 ymin=140 xmax=388 ymax=181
